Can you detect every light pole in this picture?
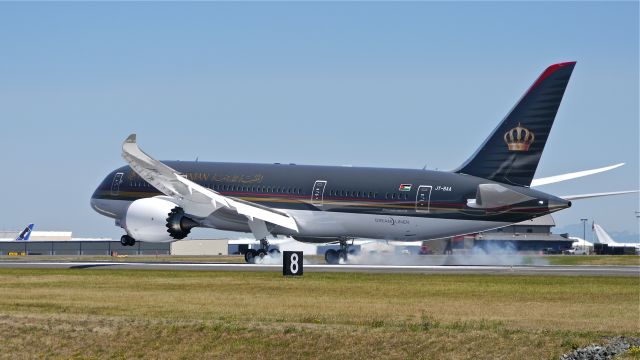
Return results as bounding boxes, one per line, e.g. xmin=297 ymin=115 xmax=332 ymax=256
xmin=580 ymin=218 xmax=588 ymax=254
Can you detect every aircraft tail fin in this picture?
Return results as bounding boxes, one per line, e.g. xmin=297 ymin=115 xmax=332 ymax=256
xmin=593 ymin=223 xmax=615 ymax=245
xmin=455 ymin=62 xmax=576 ymax=186
xmin=16 ymin=223 xmax=34 ymax=241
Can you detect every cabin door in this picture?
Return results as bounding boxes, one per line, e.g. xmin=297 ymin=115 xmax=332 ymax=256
xmin=111 ymin=172 xmax=124 ymax=196
xmin=311 ymin=180 xmax=327 ymax=206
xmin=415 ymin=185 xmax=433 ymax=213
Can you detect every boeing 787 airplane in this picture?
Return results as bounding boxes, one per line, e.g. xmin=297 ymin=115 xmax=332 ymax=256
xmin=90 ymin=62 xmax=637 ymax=263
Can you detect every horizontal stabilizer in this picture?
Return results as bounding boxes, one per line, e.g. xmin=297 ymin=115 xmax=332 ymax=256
xmin=530 ymin=163 xmax=624 ymax=187
xmin=560 ymin=190 xmax=639 ymax=201
xmin=467 ymin=184 xmax=535 ymax=209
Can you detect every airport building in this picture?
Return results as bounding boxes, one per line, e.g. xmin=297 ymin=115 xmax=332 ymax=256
xmin=0 ymin=231 xmax=170 ymax=256
xmin=465 ymin=215 xmax=573 ymax=253
xmin=0 ymin=215 xmax=574 ymax=257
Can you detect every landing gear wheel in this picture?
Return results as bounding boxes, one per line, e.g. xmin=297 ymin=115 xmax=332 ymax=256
xmin=244 ymin=249 xmax=257 ymax=263
xmin=325 ymin=238 xmax=354 ymax=264
xmin=268 ymin=248 xmax=281 ymax=255
xmin=257 ymin=249 xmax=268 ymax=258
xmin=338 ymin=250 xmax=348 ymax=263
xmin=120 ymin=235 xmax=135 ymax=246
xmin=325 ymin=249 xmax=339 ymax=264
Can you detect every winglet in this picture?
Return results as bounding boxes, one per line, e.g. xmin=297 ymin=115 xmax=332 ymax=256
xmin=125 ymin=134 xmax=137 ymax=144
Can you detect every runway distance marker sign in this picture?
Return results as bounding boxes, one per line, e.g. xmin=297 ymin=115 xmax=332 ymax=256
xmin=283 ymin=251 xmax=303 ymax=276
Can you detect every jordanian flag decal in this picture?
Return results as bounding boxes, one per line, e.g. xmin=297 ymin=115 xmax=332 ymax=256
xmin=399 ymin=184 xmax=412 ymax=191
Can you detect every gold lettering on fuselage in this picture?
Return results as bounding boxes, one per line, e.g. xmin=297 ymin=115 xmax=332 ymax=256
xmin=212 ymin=173 xmax=264 ymax=184
xmin=185 ymin=173 xmax=210 ymax=181
xmin=125 ymin=171 xmax=263 ymax=184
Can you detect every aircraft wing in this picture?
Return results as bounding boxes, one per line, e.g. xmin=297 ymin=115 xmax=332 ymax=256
xmin=121 ymin=134 xmax=299 ymax=232
xmin=560 ymin=190 xmax=639 ymax=201
xmin=530 ymin=163 xmax=624 ymax=187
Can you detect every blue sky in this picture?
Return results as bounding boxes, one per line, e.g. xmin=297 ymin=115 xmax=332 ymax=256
xmin=0 ymin=2 xmax=637 ymax=242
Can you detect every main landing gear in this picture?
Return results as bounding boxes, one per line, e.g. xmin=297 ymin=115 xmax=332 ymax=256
xmin=120 ymin=235 xmax=136 ymax=246
xmin=325 ymin=238 xmax=353 ymax=265
xmin=244 ymin=238 xmax=280 ymax=263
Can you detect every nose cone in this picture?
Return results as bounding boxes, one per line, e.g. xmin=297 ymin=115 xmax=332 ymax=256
xmin=91 ymin=171 xmax=120 ymax=218
xmin=90 ymin=188 xmax=114 ymax=218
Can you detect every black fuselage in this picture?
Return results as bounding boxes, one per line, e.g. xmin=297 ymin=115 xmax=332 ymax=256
xmin=92 ymin=161 xmax=568 ymax=225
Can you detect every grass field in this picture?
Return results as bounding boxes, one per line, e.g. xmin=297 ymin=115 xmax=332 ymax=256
xmin=0 ymin=269 xmax=638 ymax=359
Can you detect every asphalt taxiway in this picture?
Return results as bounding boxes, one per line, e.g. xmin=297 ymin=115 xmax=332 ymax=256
xmin=0 ymin=260 xmax=637 ymax=276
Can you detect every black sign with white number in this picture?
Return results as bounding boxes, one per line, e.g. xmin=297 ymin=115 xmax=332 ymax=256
xmin=283 ymin=251 xmax=303 ymax=276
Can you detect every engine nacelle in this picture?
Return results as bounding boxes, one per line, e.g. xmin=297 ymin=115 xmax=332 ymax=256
xmin=124 ymin=197 xmax=197 ymax=242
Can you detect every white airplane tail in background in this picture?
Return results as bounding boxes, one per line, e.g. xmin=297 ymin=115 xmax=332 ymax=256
xmin=593 ymin=223 xmax=640 ymax=251
xmin=15 ymin=223 xmax=34 ymax=241
xmin=593 ymin=223 xmax=615 ymax=245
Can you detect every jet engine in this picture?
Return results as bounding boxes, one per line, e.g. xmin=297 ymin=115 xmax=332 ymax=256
xmin=124 ymin=197 xmax=198 ymax=242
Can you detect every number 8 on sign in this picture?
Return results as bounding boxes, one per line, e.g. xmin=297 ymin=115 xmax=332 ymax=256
xmin=283 ymin=251 xmax=303 ymax=276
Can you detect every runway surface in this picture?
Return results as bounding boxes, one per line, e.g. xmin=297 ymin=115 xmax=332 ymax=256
xmin=0 ymin=260 xmax=638 ymax=276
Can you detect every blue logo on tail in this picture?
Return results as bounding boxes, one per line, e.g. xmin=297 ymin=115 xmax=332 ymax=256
xmin=16 ymin=224 xmax=34 ymax=241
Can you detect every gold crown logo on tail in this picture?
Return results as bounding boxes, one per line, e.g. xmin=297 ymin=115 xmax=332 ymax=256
xmin=504 ymin=123 xmax=535 ymax=151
